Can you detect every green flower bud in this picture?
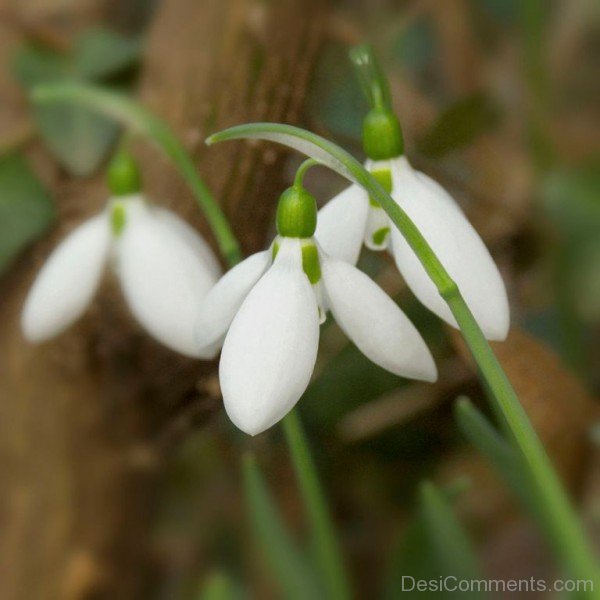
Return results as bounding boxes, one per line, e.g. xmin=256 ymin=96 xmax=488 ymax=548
xmin=107 ymin=151 xmax=142 ymax=197
xmin=276 ymin=185 xmax=317 ymax=239
xmin=362 ymin=108 xmax=404 ymax=161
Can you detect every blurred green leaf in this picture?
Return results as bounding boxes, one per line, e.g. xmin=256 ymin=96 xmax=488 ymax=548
xmin=543 ymin=163 xmax=600 ymax=347
xmin=454 ymin=397 xmax=534 ymax=511
xmin=419 ymin=481 xmax=483 ymax=595
xmin=543 ymin=164 xmax=600 ymax=236
xmin=391 ymin=18 xmax=437 ymax=73
xmin=385 ymin=517 xmax=440 ymax=600
xmin=307 ymin=43 xmax=367 ymax=142
xmin=385 ymin=481 xmax=483 ymax=599
xmin=13 ymin=28 xmax=141 ymax=176
xmin=197 ymin=571 xmax=245 ymax=600
xmin=242 ymin=453 xmax=319 ymax=599
xmin=417 ymin=93 xmax=500 ymax=158
xmin=74 ymin=28 xmax=141 ymax=80
xmin=0 ymin=153 xmax=55 ymax=275
xmin=12 ymin=44 xmax=70 ymax=86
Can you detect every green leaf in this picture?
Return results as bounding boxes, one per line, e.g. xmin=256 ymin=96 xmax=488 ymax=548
xmin=385 ymin=481 xmax=483 ymax=599
xmin=385 ymin=517 xmax=440 ymax=600
xmin=74 ymin=28 xmax=141 ymax=80
xmin=197 ymin=571 xmax=244 ymax=600
xmin=416 ymin=93 xmax=500 ymax=158
xmin=242 ymin=453 xmax=319 ymax=599
xmin=12 ymin=44 xmax=71 ymax=87
xmin=32 ymin=103 xmax=120 ymax=177
xmin=0 ymin=153 xmax=55 ymax=275
xmin=13 ymin=28 xmax=141 ymax=176
xmin=454 ymin=397 xmax=535 ymax=513
xmin=419 ymin=481 xmax=483 ymax=594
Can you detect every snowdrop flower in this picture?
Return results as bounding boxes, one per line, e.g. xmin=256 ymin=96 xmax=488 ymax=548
xmin=196 ymin=173 xmax=436 ymax=435
xmin=315 ymin=108 xmax=509 ymax=341
xmin=22 ymin=152 xmax=220 ymax=357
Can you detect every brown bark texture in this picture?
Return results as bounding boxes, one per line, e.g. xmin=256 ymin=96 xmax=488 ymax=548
xmin=0 ymin=0 xmax=326 ymax=598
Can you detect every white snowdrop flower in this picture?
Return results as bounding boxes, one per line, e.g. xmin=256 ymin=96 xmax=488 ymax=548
xmin=196 ymin=181 xmax=436 ymax=436
xmin=22 ymin=153 xmax=220 ymax=357
xmin=315 ymin=108 xmax=510 ymax=341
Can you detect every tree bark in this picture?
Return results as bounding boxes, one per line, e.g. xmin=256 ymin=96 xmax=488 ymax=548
xmin=0 ymin=1 xmax=326 ymax=598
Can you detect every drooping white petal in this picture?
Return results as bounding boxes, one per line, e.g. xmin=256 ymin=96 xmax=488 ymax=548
xmin=389 ymin=157 xmax=510 ymax=341
xmin=322 ymin=256 xmax=437 ymax=382
xmin=219 ymin=238 xmax=320 ymax=435
xmin=315 ymin=184 xmax=369 ymax=265
xmin=196 ymin=250 xmax=271 ymax=357
xmin=22 ymin=213 xmax=111 ymax=342
xmin=154 ymin=207 xmax=222 ymax=279
xmin=116 ymin=201 xmax=218 ymax=357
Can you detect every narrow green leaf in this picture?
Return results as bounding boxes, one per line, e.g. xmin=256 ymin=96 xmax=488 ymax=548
xmin=386 ymin=481 xmax=481 ymax=599
xmin=281 ymin=411 xmax=352 ymax=599
xmin=384 ymin=517 xmax=439 ymax=600
xmin=0 ymin=153 xmax=55 ymax=275
xmin=32 ymin=82 xmax=241 ymax=265
xmin=454 ymin=397 xmax=532 ymax=506
xmin=242 ymin=453 xmax=319 ymax=599
xmin=419 ymin=481 xmax=483 ymax=593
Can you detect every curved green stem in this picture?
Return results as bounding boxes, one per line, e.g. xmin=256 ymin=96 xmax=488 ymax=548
xmin=282 ymin=410 xmax=351 ymax=600
xmin=207 ymin=123 xmax=600 ymax=595
xmin=294 ymin=158 xmax=320 ymax=189
xmin=31 ymin=83 xmax=241 ymax=266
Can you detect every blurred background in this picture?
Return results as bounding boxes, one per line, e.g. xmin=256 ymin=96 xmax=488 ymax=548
xmin=0 ymin=0 xmax=598 ymax=598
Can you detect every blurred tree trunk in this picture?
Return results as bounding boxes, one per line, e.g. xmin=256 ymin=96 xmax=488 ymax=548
xmin=0 ymin=0 xmax=326 ymax=598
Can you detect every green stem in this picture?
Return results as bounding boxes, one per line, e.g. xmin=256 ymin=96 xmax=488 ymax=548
xmin=294 ymin=158 xmax=320 ymax=189
xmin=282 ymin=410 xmax=351 ymax=600
xmin=31 ymin=83 xmax=241 ymax=267
xmin=207 ymin=123 xmax=600 ymax=595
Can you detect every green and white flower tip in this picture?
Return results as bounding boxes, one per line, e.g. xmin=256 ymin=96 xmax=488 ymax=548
xmin=315 ymin=46 xmax=509 ymax=342
xmin=196 ymin=165 xmax=437 ymax=436
xmin=21 ymin=151 xmax=221 ymax=357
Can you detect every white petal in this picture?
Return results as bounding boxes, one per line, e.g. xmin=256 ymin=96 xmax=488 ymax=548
xmin=117 ymin=203 xmax=218 ymax=357
xmin=154 ymin=207 xmax=222 ymax=279
xmin=315 ymin=184 xmax=368 ymax=265
xmin=220 ymin=238 xmax=320 ymax=435
xmin=22 ymin=213 xmax=111 ymax=342
xmin=322 ymin=256 xmax=437 ymax=382
xmin=389 ymin=157 xmax=510 ymax=341
xmin=196 ymin=250 xmax=271 ymax=357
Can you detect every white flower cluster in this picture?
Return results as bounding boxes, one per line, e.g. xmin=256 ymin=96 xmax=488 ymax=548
xmin=23 ymin=155 xmax=508 ymax=436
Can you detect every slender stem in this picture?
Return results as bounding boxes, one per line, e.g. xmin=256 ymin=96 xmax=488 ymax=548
xmin=207 ymin=123 xmax=600 ymax=593
xmin=294 ymin=158 xmax=320 ymax=188
xmin=282 ymin=410 xmax=351 ymax=600
xmin=31 ymin=83 xmax=241 ymax=267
